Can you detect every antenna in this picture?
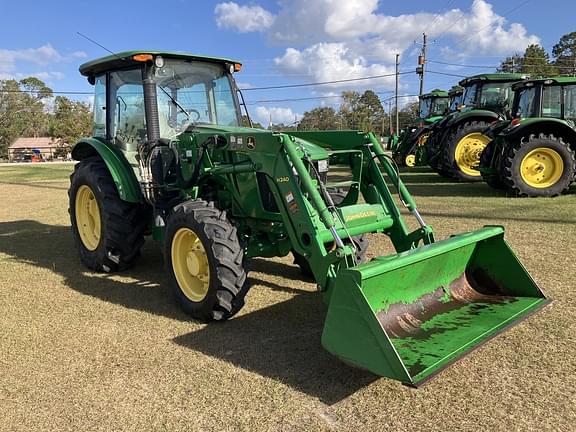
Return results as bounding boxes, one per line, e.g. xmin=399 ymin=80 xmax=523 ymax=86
xmin=76 ymin=32 xmax=125 ymax=61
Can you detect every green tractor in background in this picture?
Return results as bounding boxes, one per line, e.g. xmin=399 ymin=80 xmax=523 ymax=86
xmin=411 ymin=85 xmax=464 ymax=168
xmin=68 ymin=51 xmax=547 ymax=386
xmin=447 ymin=85 xmax=464 ymax=113
xmin=479 ymin=77 xmax=576 ymax=196
xmin=426 ymin=73 xmax=529 ymax=181
xmin=392 ymin=89 xmax=449 ymax=167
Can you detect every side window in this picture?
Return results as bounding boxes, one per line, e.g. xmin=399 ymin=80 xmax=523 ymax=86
xmin=563 ymin=85 xmax=576 ymax=120
xmin=93 ymin=75 xmax=106 ymax=138
xmin=213 ymin=76 xmax=239 ymax=126
xmin=109 ymin=69 xmax=146 ymax=146
xmin=542 ymin=86 xmax=562 ymax=118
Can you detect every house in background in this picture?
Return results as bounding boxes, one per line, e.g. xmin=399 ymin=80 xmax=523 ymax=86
xmin=8 ymin=137 xmax=67 ymax=162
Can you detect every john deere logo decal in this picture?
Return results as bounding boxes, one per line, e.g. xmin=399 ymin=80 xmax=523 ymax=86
xmin=247 ymin=136 xmax=256 ymax=150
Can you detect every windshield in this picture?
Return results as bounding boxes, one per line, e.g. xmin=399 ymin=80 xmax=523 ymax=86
xmin=449 ymin=94 xmax=462 ymax=112
xmin=462 ymin=84 xmax=478 ymax=107
xmin=153 ymin=59 xmax=240 ymax=138
xmin=432 ymin=97 xmax=449 ymax=116
xmin=419 ymin=98 xmax=432 ymax=118
xmin=514 ymin=86 xmax=538 ymax=118
xmin=479 ymin=82 xmax=513 ymax=110
xmin=419 ymin=97 xmax=449 ymax=118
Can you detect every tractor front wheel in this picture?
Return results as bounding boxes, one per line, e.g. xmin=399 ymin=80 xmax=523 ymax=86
xmin=165 ymin=200 xmax=250 ymax=322
xmin=441 ymin=121 xmax=491 ymax=182
xmin=500 ymin=134 xmax=575 ymax=197
xmin=69 ymin=157 xmax=147 ymax=272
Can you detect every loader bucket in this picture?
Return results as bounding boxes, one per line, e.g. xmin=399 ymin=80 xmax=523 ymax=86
xmin=322 ymin=226 xmax=548 ymax=386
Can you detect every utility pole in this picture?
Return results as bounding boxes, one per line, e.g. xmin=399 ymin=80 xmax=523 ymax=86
xmin=395 ymin=53 xmax=400 ymax=137
xmin=417 ymin=33 xmax=428 ymax=99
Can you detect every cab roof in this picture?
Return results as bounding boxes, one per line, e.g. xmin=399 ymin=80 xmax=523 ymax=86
xmin=421 ymin=89 xmax=448 ymax=99
xmin=448 ymin=85 xmax=463 ymax=96
xmin=459 ymin=73 xmax=529 ymax=87
xmin=79 ymin=50 xmax=241 ymax=77
xmin=512 ymin=76 xmax=576 ymax=90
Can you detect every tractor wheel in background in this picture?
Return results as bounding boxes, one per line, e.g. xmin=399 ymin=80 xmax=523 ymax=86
xmin=165 ymin=199 xmax=250 ymax=322
xmin=500 ymin=134 xmax=575 ymax=197
xmin=441 ymin=121 xmax=491 ymax=182
xmin=479 ymin=140 xmax=506 ymax=190
xmin=293 ymin=191 xmax=369 ymax=277
xmin=405 ymin=154 xmax=416 ymax=167
xmin=69 ymin=156 xmax=147 ymax=272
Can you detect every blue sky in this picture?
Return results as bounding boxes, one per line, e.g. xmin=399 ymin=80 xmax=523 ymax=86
xmin=0 ymin=0 xmax=573 ymax=125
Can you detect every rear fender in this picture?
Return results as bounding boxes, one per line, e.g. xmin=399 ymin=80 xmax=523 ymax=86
xmin=449 ymin=110 xmax=501 ymax=131
xmin=72 ymin=137 xmax=142 ymax=203
xmin=500 ymin=118 xmax=576 ymax=152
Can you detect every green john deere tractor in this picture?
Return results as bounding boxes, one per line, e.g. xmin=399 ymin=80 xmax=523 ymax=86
xmin=426 ymin=73 xmax=528 ymax=181
xmin=479 ymin=77 xmax=576 ymax=196
xmin=69 ymin=51 xmax=548 ymax=386
xmin=392 ymin=89 xmax=449 ymax=167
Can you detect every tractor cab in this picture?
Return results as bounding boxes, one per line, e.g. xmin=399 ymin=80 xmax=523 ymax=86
xmin=460 ymin=73 xmax=529 ymax=117
xmin=418 ymin=89 xmax=449 ymax=124
xmin=512 ymin=77 xmax=576 ymax=120
xmin=80 ymin=51 xmax=244 ymax=153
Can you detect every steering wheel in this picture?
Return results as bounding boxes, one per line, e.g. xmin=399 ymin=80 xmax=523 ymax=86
xmin=188 ymin=109 xmax=201 ymax=123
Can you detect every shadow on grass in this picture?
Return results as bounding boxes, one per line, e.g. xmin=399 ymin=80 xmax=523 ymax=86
xmin=0 ymin=181 xmax=69 ymax=191
xmin=173 ymin=293 xmax=377 ymax=404
xmin=0 ymin=219 xmax=187 ymax=321
xmin=0 ymin=220 xmax=376 ymax=403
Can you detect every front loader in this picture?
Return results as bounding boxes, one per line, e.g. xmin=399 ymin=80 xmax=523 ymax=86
xmin=69 ymin=51 xmax=548 ymax=386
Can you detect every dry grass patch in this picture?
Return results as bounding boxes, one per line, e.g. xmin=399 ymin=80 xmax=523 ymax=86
xmin=1 ymin=164 xmax=575 ymax=431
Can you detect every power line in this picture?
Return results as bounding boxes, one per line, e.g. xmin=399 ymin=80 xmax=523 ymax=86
xmin=428 ymin=60 xmax=498 ymax=69
xmin=0 ymin=89 xmax=92 ymax=95
xmin=242 ymin=71 xmax=411 ymax=91
xmin=427 ymin=70 xmax=467 ymax=78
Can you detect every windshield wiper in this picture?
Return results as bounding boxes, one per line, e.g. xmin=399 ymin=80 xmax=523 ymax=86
xmin=157 ymin=85 xmax=190 ymax=120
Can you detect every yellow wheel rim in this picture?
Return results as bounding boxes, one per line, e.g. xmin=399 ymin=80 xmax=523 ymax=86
xmin=171 ymin=228 xmax=210 ymax=302
xmin=75 ymin=185 xmax=101 ymax=251
xmin=520 ymin=147 xmax=564 ymax=188
xmin=454 ymin=132 xmax=491 ymax=177
xmin=405 ymin=154 xmax=416 ymax=167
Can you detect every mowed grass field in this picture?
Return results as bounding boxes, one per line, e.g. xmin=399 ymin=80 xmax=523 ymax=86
xmin=1 ymin=162 xmax=575 ymax=431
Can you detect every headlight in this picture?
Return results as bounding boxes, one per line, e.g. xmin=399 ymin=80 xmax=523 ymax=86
xmin=317 ymin=159 xmax=329 ymax=172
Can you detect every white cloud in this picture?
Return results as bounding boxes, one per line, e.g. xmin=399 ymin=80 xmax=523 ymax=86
xmin=0 ymin=71 xmax=65 ymax=81
xmin=275 ymin=43 xmax=396 ymax=92
xmin=217 ymin=0 xmax=540 ymax=92
xmin=215 ymin=2 xmax=275 ymax=33
xmin=253 ymin=106 xmax=301 ymax=125
xmin=0 ymin=44 xmax=63 ymax=73
xmin=0 ymin=44 xmax=82 ymax=81
xmin=264 ymin=0 xmax=538 ymax=56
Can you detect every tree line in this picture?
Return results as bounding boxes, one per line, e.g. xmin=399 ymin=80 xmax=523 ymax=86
xmin=498 ymin=31 xmax=576 ymax=76
xmin=253 ymin=90 xmax=419 ymax=136
xmin=0 ymin=77 xmax=91 ymax=160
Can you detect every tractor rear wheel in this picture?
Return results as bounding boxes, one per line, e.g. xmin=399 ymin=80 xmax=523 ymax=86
xmin=441 ymin=121 xmax=491 ymax=182
xmin=480 ymin=140 xmax=506 ymax=190
xmin=165 ymin=199 xmax=250 ymax=322
xmin=500 ymin=134 xmax=575 ymax=197
xmin=69 ymin=157 xmax=147 ymax=272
